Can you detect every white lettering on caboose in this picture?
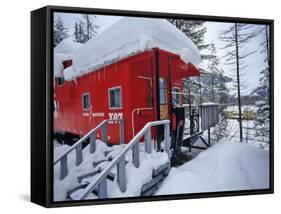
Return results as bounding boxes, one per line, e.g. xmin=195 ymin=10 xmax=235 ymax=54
xmin=108 ymin=112 xmax=123 ymax=124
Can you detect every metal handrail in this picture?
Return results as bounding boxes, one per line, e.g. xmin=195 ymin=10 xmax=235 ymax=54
xmin=54 ymin=119 xmax=124 ymax=180
xmin=182 ymin=103 xmax=219 ymax=107
xmin=76 ymin=119 xmax=171 ymax=200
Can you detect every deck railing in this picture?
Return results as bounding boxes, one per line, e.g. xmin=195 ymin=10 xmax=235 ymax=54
xmin=183 ymin=103 xmax=219 ymax=132
xmin=75 ymin=120 xmax=171 ymax=200
xmin=200 ymin=103 xmax=219 ymax=131
xmin=53 ymin=119 xmax=124 ymax=180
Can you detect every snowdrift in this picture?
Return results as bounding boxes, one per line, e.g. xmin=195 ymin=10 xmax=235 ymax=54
xmin=62 ymin=17 xmax=201 ymax=80
xmin=156 ymin=141 xmax=269 ymax=195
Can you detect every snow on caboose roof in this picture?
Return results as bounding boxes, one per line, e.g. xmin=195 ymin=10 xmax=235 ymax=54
xmin=54 ymin=37 xmax=83 ymax=54
xmin=63 ymin=17 xmax=201 ymax=81
xmin=54 ymin=38 xmax=83 ymax=77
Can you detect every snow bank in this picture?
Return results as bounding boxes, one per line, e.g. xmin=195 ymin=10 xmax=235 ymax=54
xmin=156 ymin=141 xmax=269 ymax=195
xmin=54 ymin=38 xmax=83 ymax=77
xmin=64 ymin=17 xmax=200 ymax=80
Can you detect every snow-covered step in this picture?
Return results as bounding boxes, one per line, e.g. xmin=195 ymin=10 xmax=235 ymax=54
xmin=54 ymin=120 xmax=171 ymax=201
xmin=92 ymin=155 xmax=113 ymax=167
xmin=152 ymin=162 xmax=170 ymax=178
xmin=77 ymin=168 xmax=116 ymax=183
xmin=67 ymin=169 xmax=116 ymax=200
xmin=67 ymin=183 xmax=89 ymax=200
xmin=140 ymin=162 xmax=170 ymax=196
xmin=67 ymin=158 xmax=171 ymax=200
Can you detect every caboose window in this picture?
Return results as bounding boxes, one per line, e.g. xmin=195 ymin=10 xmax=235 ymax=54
xmin=57 ymin=77 xmax=64 ymax=86
xmin=109 ymin=87 xmax=122 ymax=109
xmin=82 ymin=93 xmax=90 ymax=110
xmin=159 ymin=78 xmax=166 ymax=105
xmin=172 ymin=87 xmax=181 ymax=106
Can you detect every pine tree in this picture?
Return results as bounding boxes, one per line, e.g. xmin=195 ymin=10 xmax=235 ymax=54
xmin=213 ymin=68 xmax=231 ymax=141
xmin=78 ymin=21 xmax=84 ymax=43
xmin=169 ymin=19 xmax=211 ymax=62
xmin=219 ymin=23 xmax=257 ymax=142
xmin=205 ymin=43 xmax=220 ymax=102
xmin=53 ymin=16 xmax=69 ymax=47
xmin=253 ymin=25 xmax=270 ymax=142
xmin=82 ymin=14 xmax=98 ymax=42
xmin=74 ymin=14 xmax=99 ymax=44
xmin=74 ymin=21 xmax=86 ymax=43
xmin=74 ymin=21 xmax=79 ymax=43
xmin=168 ymin=19 xmax=214 ymax=106
xmin=201 ymin=44 xmax=230 ymax=141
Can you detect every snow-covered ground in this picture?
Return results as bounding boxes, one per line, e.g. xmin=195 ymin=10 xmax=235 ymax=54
xmin=156 ymin=141 xmax=269 ymax=195
xmin=53 ymin=118 xmax=270 ymax=200
xmin=156 ymin=118 xmax=270 ymax=195
xmin=225 ymin=119 xmax=270 ymax=149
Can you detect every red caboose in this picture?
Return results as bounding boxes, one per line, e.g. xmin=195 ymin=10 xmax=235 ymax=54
xmin=53 ymin=18 xmax=201 ymax=145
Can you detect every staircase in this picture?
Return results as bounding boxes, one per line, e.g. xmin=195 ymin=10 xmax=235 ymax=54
xmin=53 ymin=119 xmax=171 ymax=201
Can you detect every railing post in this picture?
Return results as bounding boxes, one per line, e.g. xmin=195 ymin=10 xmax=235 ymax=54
xmin=216 ymin=105 xmax=219 ymax=123
xmin=119 ymin=119 xmax=124 ymax=145
xmin=208 ymin=128 xmax=211 ymax=146
xmin=98 ymin=178 xmax=108 ymax=199
xmin=102 ymin=122 xmax=107 ymax=143
xmin=117 ymin=156 xmax=126 ymax=192
xmin=75 ymin=143 xmax=83 ymax=166
xmin=145 ymin=128 xmax=152 ymax=154
xmin=203 ymin=106 xmax=207 ymax=130
xmin=211 ymin=105 xmax=214 ymax=126
xmin=207 ymin=106 xmax=210 ymax=128
xmin=164 ymin=123 xmax=171 ymax=158
xmin=60 ymin=155 xmax=68 ymax=180
xmin=90 ymin=132 xmax=96 ymax=153
xmin=132 ymin=141 xmax=140 ymax=168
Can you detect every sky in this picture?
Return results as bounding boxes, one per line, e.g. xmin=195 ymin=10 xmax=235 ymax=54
xmin=54 ymin=12 xmax=268 ymax=95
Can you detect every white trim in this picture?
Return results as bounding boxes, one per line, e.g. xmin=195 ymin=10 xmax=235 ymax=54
xmin=82 ymin=92 xmax=91 ymax=111
xmin=82 ymin=112 xmax=90 ymax=117
xmin=172 ymin=86 xmax=181 ymax=105
xmin=108 ymin=86 xmax=122 ymax=109
xmin=137 ymin=76 xmax=151 ymax=80
xmin=92 ymin=112 xmax=105 ymax=117
xmin=171 ymin=91 xmax=189 ymax=95
xmin=53 ymin=100 xmax=58 ymax=112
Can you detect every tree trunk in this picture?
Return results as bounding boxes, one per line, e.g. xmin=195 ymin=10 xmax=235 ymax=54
xmin=266 ymin=25 xmax=270 ymax=67
xmin=234 ymin=23 xmax=243 ymax=142
xmin=212 ymin=72 xmax=215 ymax=102
xmin=87 ymin=15 xmax=90 ymax=41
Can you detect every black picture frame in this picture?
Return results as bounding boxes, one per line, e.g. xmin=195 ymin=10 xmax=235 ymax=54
xmin=31 ymin=5 xmax=274 ymax=208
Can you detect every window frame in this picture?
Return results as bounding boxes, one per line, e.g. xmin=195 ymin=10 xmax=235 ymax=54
xmin=57 ymin=77 xmax=65 ymax=87
xmin=159 ymin=77 xmax=167 ymax=105
xmin=172 ymin=86 xmax=181 ymax=106
xmin=81 ymin=92 xmax=91 ymax=111
xmin=108 ymin=86 xmax=123 ymax=109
